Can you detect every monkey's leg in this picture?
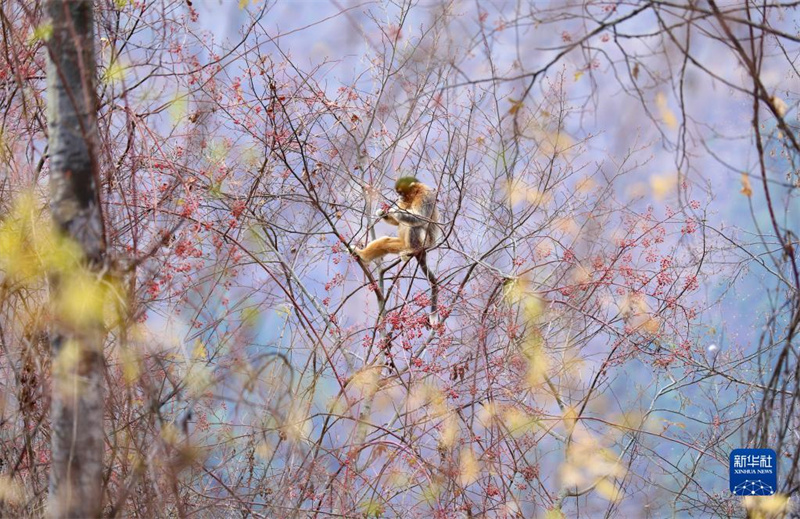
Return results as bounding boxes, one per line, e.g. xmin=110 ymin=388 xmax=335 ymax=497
xmin=356 ymin=237 xmax=405 ymax=263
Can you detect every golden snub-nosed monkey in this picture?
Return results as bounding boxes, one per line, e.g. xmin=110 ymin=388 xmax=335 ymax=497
xmin=356 ymin=177 xmax=439 ymax=263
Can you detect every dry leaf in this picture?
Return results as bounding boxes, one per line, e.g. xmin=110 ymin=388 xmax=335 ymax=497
xmin=741 ymin=174 xmax=753 ymax=197
xmin=656 ymin=93 xmax=678 ymax=130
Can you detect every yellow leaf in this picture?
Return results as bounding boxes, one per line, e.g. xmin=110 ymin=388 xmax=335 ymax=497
xmin=477 ymin=402 xmax=496 ymax=427
xmin=360 ymin=500 xmax=384 ymax=517
xmin=103 ymin=59 xmax=127 ymax=84
xmin=626 ymin=181 xmax=648 ymax=198
xmin=554 ymin=217 xmax=579 ymax=236
xmin=522 ymin=295 xmax=543 ymax=320
xmin=563 ymin=406 xmax=578 ymax=432
xmin=284 ymin=405 xmax=311 ymax=443
xmin=641 ymin=316 xmax=660 ymax=334
xmin=407 ymin=383 xmax=446 ymax=413
xmin=576 ymin=176 xmax=595 ymax=193
xmin=585 ymin=448 xmax=626 ymax=478
xmin=743 ymin=493 xmax=791 ymax=518
xmin=120 ymin=346 xmax=141 ymax=385
xmin=239 ymin=0 xmax=249 ymax=9
xmin=349 ymin=366 xmax=380 ymax=393
xmin=421 ymin=482 xmax=441 ymax=505
xmin=458 ymin=449 xmax=480 ymax=486
xmin=161 ymin=423 xmax=180 ymax=445
xmin=526 ymin=187 xmax=551 ymax=205
xmin=53 ymin=340 xmax=82 ymax=385
xmin=326 ymin=395 xmax=346 ymax=415
xmin=503 ymin=408 xmax=537 ymax=437
xmin=56 ymin=271 xmax=107 ymax=326
xmin=526 ymin=347 xmax=549 ymax=387
xmin=502 ymin=277 xmax=524 ymax=303
xmin=539 ymin=128 xmax=573 ymax=155
xmin=168 ymin=91 xmax=189 ymax=123
xmin=741 ymin=174 xmax=753 ymax=197
xmin=29 ymin=22 xmax=53 ymax=43
xmin=0 ymin=192 xmax=82 ymax=282
xmin=560 ymin=462 xmax=583 ymax=487
xmin=617 ymin=411 xmax=643 ymax=430
xmin=574 ymin=70 xmax=584 ymax=82
xmin=254 ymin=441 xmax=274 ymax=461
xmin=240 ymin=145 xmax=262 ymax=168
xmin=274 ymin=302 xmax=294 ymax=317
xmin=191 ymin=341 xmax=207 ymax=361
xmin=0 ymin=475 xmax=23 ymax=505
xmin=572 ymin=263 xmax=592 ymax=285
xmin=656 ymin=92 xmax=678 ymax=130
xmin=649 ymin=172 xmax=677 ymax=200
xmin=595 ymin=478 xmax=622 ymax=502
xmin=386 ymin=468 xmax=410 ymax=489
xmin=185 ymin=366 xmax=211 ymax=397
xmin=508 ymin=98 xmax=524 ymax=115
xmin=241 ymin=307 xmax=260 ymax=327
xmin=439 ymin=412 xmax=459 ymax=448
xmin=506 ymin=180 xmax=526 ymax=205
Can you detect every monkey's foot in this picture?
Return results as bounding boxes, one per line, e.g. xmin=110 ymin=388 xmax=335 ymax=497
xmin=351 ymin=247 xmax=371 ymax=264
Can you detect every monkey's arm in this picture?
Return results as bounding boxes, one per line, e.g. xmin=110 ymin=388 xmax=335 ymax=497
xmin=378 ymin=212 xmax=401 ymax=226
xmin=390 ymin=191 xmax=436 ymax=227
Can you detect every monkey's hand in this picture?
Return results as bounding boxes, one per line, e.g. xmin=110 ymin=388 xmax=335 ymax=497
xmin=375 ymin=201 xmax=394 ymax=219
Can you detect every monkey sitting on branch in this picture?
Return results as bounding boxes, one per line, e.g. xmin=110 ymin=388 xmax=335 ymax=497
xmin=355 ymin=177 xmax=439 ymax=263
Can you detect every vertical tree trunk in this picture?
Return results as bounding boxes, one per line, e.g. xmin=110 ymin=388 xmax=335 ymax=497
xmin=46 ymin=1 xmax=106 ymax=517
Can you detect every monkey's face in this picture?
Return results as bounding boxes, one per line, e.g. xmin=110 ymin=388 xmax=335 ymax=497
xmin=396 ymin=184 xmax=413 ymax=197
xmin=395 ymin=176 xmax=420 ymax=200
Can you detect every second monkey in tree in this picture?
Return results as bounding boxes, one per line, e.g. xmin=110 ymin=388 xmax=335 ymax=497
xmin=356 ymin=177 xmax=439 ymax=263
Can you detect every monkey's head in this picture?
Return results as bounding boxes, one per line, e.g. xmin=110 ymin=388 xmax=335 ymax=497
xmin=395 ymin=176 xmax=421 ymax=200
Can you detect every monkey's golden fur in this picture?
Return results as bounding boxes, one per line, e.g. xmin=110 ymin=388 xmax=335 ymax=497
xmin=356 ymin=179 xmax=438 ymax=263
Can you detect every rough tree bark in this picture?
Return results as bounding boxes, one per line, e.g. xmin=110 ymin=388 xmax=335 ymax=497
xmin=45 ymin=1 xmax=106 ymax=517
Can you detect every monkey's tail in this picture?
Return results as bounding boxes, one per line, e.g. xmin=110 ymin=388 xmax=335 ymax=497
xmin=418 ymin=252 xmax=439 ymax=326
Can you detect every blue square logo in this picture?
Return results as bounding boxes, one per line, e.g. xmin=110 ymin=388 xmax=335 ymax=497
xmin=730 ymin=449 xmax=777 ymax=495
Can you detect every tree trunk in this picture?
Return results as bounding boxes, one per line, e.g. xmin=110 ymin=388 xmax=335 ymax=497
xmin=45 ymin=1 xmax=106 ymax=517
